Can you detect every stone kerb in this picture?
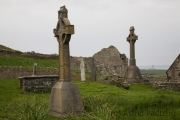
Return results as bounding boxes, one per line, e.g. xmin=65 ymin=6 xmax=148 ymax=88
xmin=19 ymin=75 xmax=59 ymax=92
xmin=158 ymin=82 xmax=180 ymax=92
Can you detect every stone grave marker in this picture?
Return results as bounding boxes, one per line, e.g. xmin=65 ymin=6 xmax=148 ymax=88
xmin=48 ymin=6 xmax=83 ymax=117
xmin=124 ymin=26 xmax=142 ymax=83
xmin=80 ymin=58 xmax=86 ymax=81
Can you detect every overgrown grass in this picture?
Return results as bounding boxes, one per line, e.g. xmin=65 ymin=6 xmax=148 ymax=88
xmin=0 ymin=56 xmax=58 ymax=68
xmin=1 ymin=79 xmax=180 ymax=119
xmin=140 ymin=69 xmax=167 ymax=79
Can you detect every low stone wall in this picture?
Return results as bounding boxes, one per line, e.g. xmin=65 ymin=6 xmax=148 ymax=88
xmin=0 ymin=66 xmax=58 ymax=78
xmin=158 ymin=82 xmax=180 ymax=92
xmin=19 ymin=75 xmax=59 ymax=92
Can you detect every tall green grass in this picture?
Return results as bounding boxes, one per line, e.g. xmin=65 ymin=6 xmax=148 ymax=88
xmin=1 ymin=79 xmax=180 ymax=119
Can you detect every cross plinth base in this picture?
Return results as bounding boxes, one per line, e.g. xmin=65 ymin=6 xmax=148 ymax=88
xmin=124 ymin=66 xmax=143 ymax=83
xmin=48 ymin=81 xmax=83 ymax=117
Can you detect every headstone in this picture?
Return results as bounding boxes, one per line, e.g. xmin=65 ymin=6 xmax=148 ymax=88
xmin=124 ymin=26 xmax=142 ymax=83
xmin=80 ymin=58 xmax=86 ymax=81
xmin=91 ymin=57 xmax=96 ymax=81
xmin=49 ymin=6 xmax=83 ymax=117
xmin=32 ymin=63 xmax=37 ymax=76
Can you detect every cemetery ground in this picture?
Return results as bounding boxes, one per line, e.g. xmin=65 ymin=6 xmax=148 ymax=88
xmin=0 ymin=56 xmax=178 ymax=120
xmin=1 ymin=78 xmax=180 ymax=120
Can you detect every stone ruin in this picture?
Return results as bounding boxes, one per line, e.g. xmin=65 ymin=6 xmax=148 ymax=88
xmin=93 ymin=45 xmax=128 ymax=76
xmin=153 ymin=54 xmax=180 ymax=92
xmin=147 ymin=54 xmax=180 ymax=92
xmin=166 ymin=54 xmax=180 ymax=82
xmin=0 ymin=45 xmax=128 ymax=82
xmin=92 ymin=45 xmax=129 ymax=88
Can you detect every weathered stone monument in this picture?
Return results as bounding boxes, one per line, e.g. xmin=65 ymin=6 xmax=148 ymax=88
xmin=48 ymin=6 xmax=83 ymax=117
xmin=32 ymin=63 xmax=37 ymax=76
xmin=80 ymin=58 xmax=86 ymax=81
xmin=124 ymin=26 xmax=142 ymax=83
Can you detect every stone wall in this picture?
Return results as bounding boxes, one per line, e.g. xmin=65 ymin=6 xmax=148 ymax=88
xmin=166 ymin=54 xmax=180 ymax=81
xmin=0 ymin=66 xmax=58 ymax=78
xmin=19 ymin=75 xmax=59 ymax=92
xmin=0 ymin=45 xmax=128 ymax=79
xmin=158 ymin=82 xmax=180 ymax=92
xmin=93 ymin=45 xmax=128 ymax=77
xmin=70 ymin=56 xmax=92 ymax=72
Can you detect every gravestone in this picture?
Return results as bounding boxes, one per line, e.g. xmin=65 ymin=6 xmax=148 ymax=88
xmin=80 ymin=58 xmax=86 ymax=81
xmin=32 ymin=63 xmax=37 ymax=76
xmin=48 ymin=6 xmax=83 ymax=117
xmin=124 ymin=26 xmax=142 ymax=83
xmin=91 ymin=57 xmax=96 ymax=81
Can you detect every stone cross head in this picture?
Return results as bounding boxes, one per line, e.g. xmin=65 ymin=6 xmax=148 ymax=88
xmin=127 ymin=26 xmax=138 ymax=43
xmin=53 ymin=6 xmax=74 ymax=44
xmin=58 ymin=6 xmax=68 ymax=19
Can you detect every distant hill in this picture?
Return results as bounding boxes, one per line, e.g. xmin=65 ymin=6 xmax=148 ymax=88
xmin=0 ymin=44 xmax=18 ymax=52
xmin=0 ymin=44 xmax=58 ymax=59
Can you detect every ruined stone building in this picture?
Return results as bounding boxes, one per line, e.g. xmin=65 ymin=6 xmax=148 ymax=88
xmin=93 ymin=45 xmax=128 ymax=77
xmin=0 ymin=44 xmax=128 ymax=79
xmin=70 ymin=46 xmax=128 ymax=77
xmin=166 ymin=54 xmax=180 ymax=81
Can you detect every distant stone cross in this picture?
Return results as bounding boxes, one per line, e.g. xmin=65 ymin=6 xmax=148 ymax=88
xmin=127 ymin=26 xmax=138 ymax=66
xmin=80 ymin=58 xmax=85 ymax=81
xmin=124 ymin=26 xmax=142 ymax=83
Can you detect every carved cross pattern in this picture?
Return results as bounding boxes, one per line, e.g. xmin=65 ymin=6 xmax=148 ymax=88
xmin=53 ymin=6 xmax=74 ymax=44
xmin=127 ymin=26 xmax=138 ymax=44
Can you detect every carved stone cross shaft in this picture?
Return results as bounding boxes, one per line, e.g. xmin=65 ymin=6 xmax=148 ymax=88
xmin=53 ymin=6 xmax=74 ymax=82
xmin=49 ymin=6 xmax=83 ymax=117
xmin=127 ymin=26 xmax=138 ymax=66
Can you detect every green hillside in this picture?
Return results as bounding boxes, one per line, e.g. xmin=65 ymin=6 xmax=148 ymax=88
xmin=0 ymin=56 xmax=58 ymax=68
xmin=0 ymin=44 xmax=15 ymax=51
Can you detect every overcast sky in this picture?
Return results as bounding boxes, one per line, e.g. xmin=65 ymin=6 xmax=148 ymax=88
xmin=0 ymin=0 xmax=180 ymax=66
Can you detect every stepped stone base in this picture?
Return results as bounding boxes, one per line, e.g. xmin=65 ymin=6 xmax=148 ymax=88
xmin=124 ymin=66 xmax=143 ymax=83
xmin=48 ymin=81 xmax=83 ymax=117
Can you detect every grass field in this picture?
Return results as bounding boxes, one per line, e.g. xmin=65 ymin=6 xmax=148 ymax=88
xmin=140 ymin=69 xmax=167 ymax=79
xmin=1 ymin=78 xmax=180 ymax=120
xmin=0 ymin=55 xmax=173 ymax=119
xmin=0 ymin=56 xmax=58 ymax=68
